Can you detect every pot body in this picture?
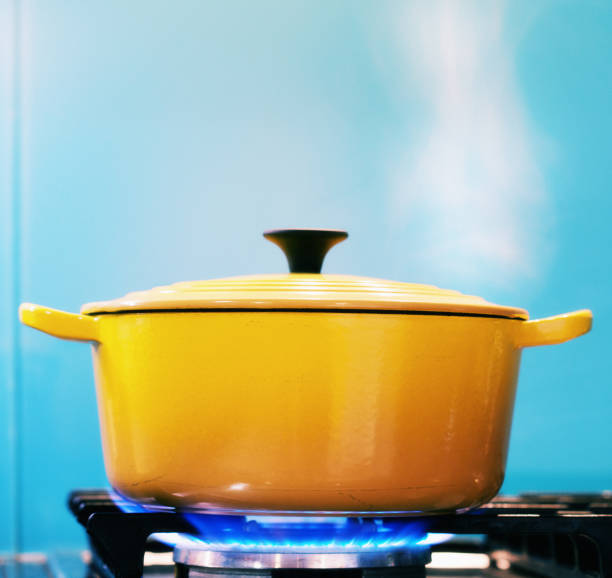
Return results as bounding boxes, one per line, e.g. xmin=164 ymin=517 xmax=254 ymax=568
xmin=90 ymin=311 xmax=522 ymax=514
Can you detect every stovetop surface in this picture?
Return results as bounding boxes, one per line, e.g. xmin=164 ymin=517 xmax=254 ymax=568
xmin=1 ymin=490 xmax=611 ymax=578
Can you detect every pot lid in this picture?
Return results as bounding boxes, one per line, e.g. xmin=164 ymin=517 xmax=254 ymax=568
xmin=81 ymin=229 xmax=528 ymax=319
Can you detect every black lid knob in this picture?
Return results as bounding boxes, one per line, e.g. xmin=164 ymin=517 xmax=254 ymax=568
xmin=264 ymin=229 xmax=348 ymax=273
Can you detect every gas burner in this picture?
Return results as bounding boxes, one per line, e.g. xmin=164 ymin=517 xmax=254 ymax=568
xmin=168 ymin=512 xmax=434 ymax=574
xmin=69 ymin=490 xmax=612 ymax=578
xmin=178 ymin=514 xmax=434 ymax=552
xmin=172 ymin=537 xmax=430 ymax=572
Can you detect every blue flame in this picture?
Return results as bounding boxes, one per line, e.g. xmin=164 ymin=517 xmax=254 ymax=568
xmin=111 ymin=491 xmax=454 ymax=552
xmin=416 ymin=533 xmax=455 ymax=546
xmin=181 ymin=513 xmax=431 ymax=551
xmin=112 ymin=493 xmax=154 ymax=514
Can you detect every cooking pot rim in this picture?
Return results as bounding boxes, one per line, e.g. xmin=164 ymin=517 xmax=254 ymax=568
xmin=83 ymin=307 xmax=525 ymax=320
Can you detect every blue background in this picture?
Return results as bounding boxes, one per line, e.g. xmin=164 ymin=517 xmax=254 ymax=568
xmin=1 ymin=0 xmax=610 ymax=551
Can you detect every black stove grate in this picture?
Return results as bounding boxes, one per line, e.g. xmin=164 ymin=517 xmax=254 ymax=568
xmin=68 ymin=490 xmax=612 ymax=578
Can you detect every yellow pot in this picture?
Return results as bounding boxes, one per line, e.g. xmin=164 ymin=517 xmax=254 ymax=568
xmin=19 ymin=230 xmax=592 ymax=515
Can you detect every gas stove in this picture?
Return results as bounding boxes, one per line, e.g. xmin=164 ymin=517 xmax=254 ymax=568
xmin=3 ymin=490 xmax=612 ymax=578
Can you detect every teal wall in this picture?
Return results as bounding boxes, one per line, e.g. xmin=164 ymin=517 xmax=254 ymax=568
xmin=1 ymin=0 xmax=611 ymax=551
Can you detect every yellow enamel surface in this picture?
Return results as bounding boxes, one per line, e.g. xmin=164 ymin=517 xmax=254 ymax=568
xmin=81 ymin=274 xmax=528 ymax=319
xmin=517 ymin=309 xmax=593 ymax=347
xmin=19 ymin=303 xmax=100 ymax=342
xmin=89 ymin=311 xmax=527 ymax=514
xmin=19 ymin=302 xmax=592 ymax=514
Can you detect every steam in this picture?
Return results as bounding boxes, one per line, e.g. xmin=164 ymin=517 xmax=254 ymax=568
xmin=388 ymin=1 xmax=550 ymax=289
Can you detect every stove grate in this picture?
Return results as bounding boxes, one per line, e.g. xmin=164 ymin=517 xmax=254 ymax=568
xmin=68 ymin=490 xmax=612 ymax=578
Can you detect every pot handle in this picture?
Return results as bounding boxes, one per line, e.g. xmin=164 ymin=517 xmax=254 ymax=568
xmin=19 ymin=303 xmax=100 ymax=343
xmin=517 ymin=309 xmax=592 ymax=348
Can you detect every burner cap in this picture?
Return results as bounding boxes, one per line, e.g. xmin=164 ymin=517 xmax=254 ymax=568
xmin=173 ymin=538 xmax=431 ymax=570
